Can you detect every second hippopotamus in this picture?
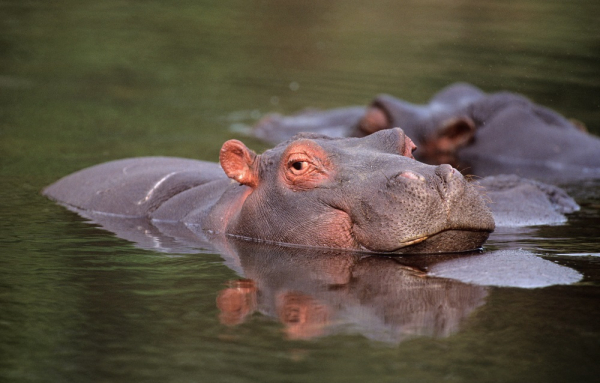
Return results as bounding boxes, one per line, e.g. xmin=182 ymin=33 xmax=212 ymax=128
xmin=252 ymin=83 xmax=600 ymax=180
xmin=43 ymin=128 xmax=495 ymax=254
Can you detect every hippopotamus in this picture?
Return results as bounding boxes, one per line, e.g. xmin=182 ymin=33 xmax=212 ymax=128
xmin=251 ymin=83 xmax=600 ymax=180
xmin=43 ymin=128 xmax=495 ymax=254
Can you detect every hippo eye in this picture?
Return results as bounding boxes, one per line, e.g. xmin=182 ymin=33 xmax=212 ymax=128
xmin=290 ymin=161 xmax=309 ymax=174
xmin=292 ymin=161 xmax=306 ymax=171
xmin=283 ymin=148 xmax=329 ymax=190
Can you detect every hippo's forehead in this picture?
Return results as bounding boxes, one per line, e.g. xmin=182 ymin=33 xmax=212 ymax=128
xmin=263 ymin=135 xmax=433 ymax=184
xmin=328 ymin=147 xmax=425 ymax=171
xmin=267 ymin=129 xmax=413 ymax=159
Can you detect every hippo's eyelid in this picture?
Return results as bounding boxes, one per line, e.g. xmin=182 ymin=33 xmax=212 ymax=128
xmin=287 ymin=158 xmax=311 ymax=167
xmin=286 ymin=152 xmax=312 ymax=163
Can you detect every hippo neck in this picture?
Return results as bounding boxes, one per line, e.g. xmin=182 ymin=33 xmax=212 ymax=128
xmin=149 ymin=177 xmax=253 ymax=236
xmin=200 ymin=181 xmax=254 ymax=235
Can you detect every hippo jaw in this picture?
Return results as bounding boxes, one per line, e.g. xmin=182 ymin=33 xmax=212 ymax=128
xmin=220 ymin=129 xmax=495 ymax=254
xmin=363 ymin=230 xmax=493 ymax=254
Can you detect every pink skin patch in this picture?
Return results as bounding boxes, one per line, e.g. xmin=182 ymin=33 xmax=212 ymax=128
xmin=398 ymin=171 xmax=424 ymax=181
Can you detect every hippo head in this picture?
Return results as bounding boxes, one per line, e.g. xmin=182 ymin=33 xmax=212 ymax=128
xmin=219 ymin=128 xmax=495 ymax=254
xmin=357 ymin=90 xmax=481 ymax=167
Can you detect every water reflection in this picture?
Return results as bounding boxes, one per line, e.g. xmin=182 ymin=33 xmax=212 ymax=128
xmin=216 ymin=241 xmax=488 ymax=342
xmin=68 ymin=209 xmax=582 ymax=342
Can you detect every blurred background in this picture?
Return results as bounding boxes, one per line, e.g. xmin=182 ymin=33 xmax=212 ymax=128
xmin=2 ymin=0 xmax=599 ymax=172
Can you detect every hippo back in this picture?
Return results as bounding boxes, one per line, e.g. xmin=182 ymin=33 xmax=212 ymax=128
xmin=43 ymin=157 xmax=228 ymax=218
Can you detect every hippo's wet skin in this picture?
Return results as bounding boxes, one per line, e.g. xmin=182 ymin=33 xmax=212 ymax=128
xmin=252 ymin=83 xmax=600 ymax=180
xmin=43 ymin=128 xmax=495 ymax=254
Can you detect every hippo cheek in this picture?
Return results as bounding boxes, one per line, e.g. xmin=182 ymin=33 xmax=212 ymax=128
xmin=288 ymin=208 xmax=359 ymax=250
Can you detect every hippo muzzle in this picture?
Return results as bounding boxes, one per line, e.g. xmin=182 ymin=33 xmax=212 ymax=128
xmin=339 ymin=156 xmax=495 ymax=254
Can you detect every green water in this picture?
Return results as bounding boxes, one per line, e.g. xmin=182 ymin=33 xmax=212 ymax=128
xmin=1 ymin=1 xmax=600 ymax=382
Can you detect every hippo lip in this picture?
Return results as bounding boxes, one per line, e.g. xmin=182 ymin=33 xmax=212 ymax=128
xmin=357 ymin=235 xmax=428 ymax=253
xmin=396 ymin=236 xmax=429 ymax=247
xmin=359 ymin=228 xmax=493 ymax=254
xmin=393 ymin=229 xmax=492 ymax=254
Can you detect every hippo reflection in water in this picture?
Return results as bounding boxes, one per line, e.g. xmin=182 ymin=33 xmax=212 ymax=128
xmin=216 ymin=241 xmax=489 ymax=342
xmin=214 ymin=241 xmax=580 ymax=342
xmin=252 ymin=83 xmax=600 ymax=181
xmin=34 ymin=204 xmax=582 ymax=343
xmin=43 ymin=128 xmax=495 ymax=254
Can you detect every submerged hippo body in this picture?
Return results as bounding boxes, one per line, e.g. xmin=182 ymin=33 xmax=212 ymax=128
xmin=252 ymin=83 xmax=600 ymax=180
xmin=43 ymin=129 xmax=495 ymax=254
xmin=475 ymin=174 xmax=579 ymax=227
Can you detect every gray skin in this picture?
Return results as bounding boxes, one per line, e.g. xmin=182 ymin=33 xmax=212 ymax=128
xmin=251 ymin=83 xmax=600 ymax=181
xmin=252 ymin=106 xmax=366 ymax=144
xmin=43 ymin=128 xmax=495 ymax=254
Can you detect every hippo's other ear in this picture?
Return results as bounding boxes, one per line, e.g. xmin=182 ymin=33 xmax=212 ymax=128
xmin=220 ymin=140 xmax=259 ymax=188
xmin=357 ymin=105 xmax=391 ymax=136
xmin=419 ymin=116 xmax=476 ymax=166
xmin=434 ymin=116 xmax=476 ymax=153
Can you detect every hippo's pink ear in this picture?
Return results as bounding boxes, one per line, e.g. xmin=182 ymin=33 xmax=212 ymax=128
xmin=434 ymin=116 xmax=476 ymax=153
xmin=220 ymin=140 xmax=259 ymax=188
xmin=418 ymin=116 xmax=476 ymax=165
xmin=358 ymin=106 xmax=391 ymax=135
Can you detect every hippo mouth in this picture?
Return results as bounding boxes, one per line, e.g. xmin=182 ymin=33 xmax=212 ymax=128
xmin=363 ymin=229 xmax=492 ymax=255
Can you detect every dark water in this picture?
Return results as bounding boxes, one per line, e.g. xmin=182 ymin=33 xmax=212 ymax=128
xmin=2 ymin=1 xmax=600 ymax=382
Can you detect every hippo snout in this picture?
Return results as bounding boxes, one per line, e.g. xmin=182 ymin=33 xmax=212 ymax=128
xmin=388 ymin=163 xmax=463 ymax=197
xmin=434 ymin=164 xmax=464 ymax=198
